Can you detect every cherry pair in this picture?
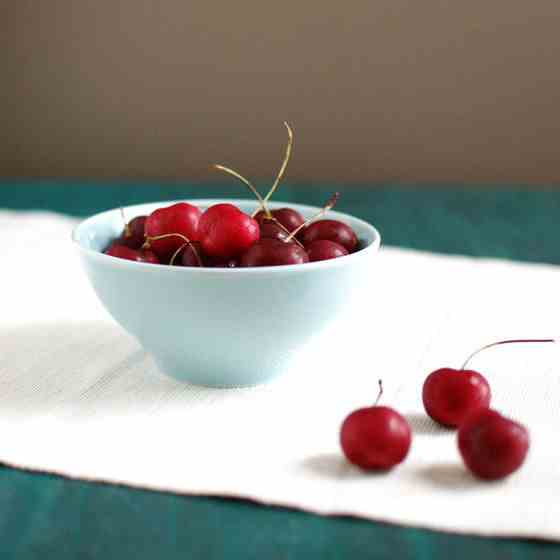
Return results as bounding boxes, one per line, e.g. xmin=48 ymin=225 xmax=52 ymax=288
xmin=340 ymin=339 xmax=536 ymax=480
xmin=422 ymin=339 xmax=538 ymax=480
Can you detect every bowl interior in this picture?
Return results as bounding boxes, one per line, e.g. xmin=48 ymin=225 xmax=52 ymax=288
xmin=73 ymin=199 xmax=380 ymax=257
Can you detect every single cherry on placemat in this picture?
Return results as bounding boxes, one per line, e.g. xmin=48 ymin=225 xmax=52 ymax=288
xmin=340 ymin=380 xmax=412 ymax=471
xmin=422 ymin=368 xmax=491 ymax=428
xmin=458 ymin=408 xmax=529 ymax=480
xmin=422 ymin=338 xmax=556 ymax=428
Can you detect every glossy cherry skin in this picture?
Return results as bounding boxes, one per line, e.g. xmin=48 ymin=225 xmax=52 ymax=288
xmin=458 ymin=408 xmax=529 ymax=480
xmin=199 ymin=204 xmax=259 ymax=259
xmin=306 ymin=239 xmax=348 ymax=262
xmin=239 ymin=239 xmax=309 ymax=267
xmin=105 ymin=244 xmax=160 ymax=264
xmin=259 ymin=220 xmax=290 ymax=241
xmin=300 ymin=220 xmax=358 ymax=253
xmin=340 ymin=406 xmax=412 ymax=470
xmin=119 ymin=215 xmax=147 ymax=249
xmin=422 ymin=368 xmax=491 ymax=428
xmin=255 ymin=208 xmax=304 ymax=233
xmin=145 ymin=203 xmax=202 ymax=259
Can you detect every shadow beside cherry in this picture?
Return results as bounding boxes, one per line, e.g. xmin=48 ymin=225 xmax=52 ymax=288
xmin=339 ymin=339 xmax=547 ymax=482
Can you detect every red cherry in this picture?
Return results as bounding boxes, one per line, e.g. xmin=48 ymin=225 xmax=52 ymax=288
xmin=145 ymin=203 xmax=201 ymax=259
xmin=300 ymin=220 xmax=358 ymax=253
xmin=306 ymin=239 xmax=348 ymax=262
xmin=340 ymin=382 xmax=411 ymax=470
xmin=423 ymin=338 xmax=559 ymax=428
xmin=104 ymin=244 xmax=159 ymax=264
xmin=105 ymin=244 xmax=137 ymax=260
xmin=239 ymin=238 xmax=309 ymax=267
xmin=458 ymin=408 xmax=529 ymax=480
xmin=259 ymin=220 xmax=290 ymax=241
xmin=422 ymin=368 xmax=491 ymax=428
xmin=199 ymin=204 xmax=260 ymax=259
xmin=119 ymin=215 xmax=147 ymax=249
xmin=272 ymin=208 xmax=305 ymax=232
xmin=255 ymin=208 xmax=304 ymax=233
xmin=179 ymin=241 xmax=204 ymax=267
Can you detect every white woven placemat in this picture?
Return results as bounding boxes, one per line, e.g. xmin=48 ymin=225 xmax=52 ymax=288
xmin=1 ymin=211 xmax=559 ymax=540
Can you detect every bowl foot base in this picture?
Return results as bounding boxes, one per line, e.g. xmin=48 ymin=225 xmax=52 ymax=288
xmin=152 ymin=355 xmax=286 ymax=388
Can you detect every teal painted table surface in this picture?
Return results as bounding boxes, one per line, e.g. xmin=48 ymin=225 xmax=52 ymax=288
xmin=1 ymin=181 xmax=559 ymax=559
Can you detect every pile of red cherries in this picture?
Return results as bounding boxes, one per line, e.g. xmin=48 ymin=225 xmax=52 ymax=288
xmin=340 ymin=339 xmax=541 ymax=481
xmin=103 ymin=123 xmax=360 ymax=267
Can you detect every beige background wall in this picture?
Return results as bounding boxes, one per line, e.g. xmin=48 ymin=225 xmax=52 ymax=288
xmin=4 ymin=1 xmax=560 ymax=184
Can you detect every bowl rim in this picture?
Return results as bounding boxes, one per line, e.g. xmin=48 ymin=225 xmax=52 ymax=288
xmin=72 ymin=198 xmax=381 ymax=274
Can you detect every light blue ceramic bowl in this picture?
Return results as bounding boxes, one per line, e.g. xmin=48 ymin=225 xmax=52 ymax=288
xmin=73 ymin=199 xmax=381 ymax=387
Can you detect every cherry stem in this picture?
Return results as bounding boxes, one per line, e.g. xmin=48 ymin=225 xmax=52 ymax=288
xmin=214 ymin=164 xmax=271 ymax=218
xmin=268 ymin=219 xmax=304 ymax=248
xmin=374 ymin=379 xmax=383 ymax=406
xmin=285 ymin=192 xmax=340 ymax=242
xmin=120 ymin=207 xmax=131 ymax=237
xmin=143 ymin=232 xmax=193 ymax=248
xmin=169 ymin=242 xmax=203 ymax=267
xmin=460 ymin=338 xmax=557 ymax=370
xmin=143 ymin=233 xmax=202 ymax=266
xmin=251 ymin=121 xmax=294 ymax=218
